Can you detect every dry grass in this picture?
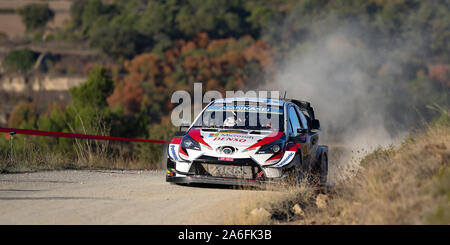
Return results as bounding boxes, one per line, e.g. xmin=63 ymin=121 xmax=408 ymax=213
xmin=229 ymin=124 xmax=450 ymax=225
xmin=223 ymin=181 xmax=318 ymax=225
xmin=0 ymin=136 xmax=160 ymax=174
xmin=0 ymin=138 xmax=77 ymax=173
xmin=0 ymin=114 xmax=160 ymax=173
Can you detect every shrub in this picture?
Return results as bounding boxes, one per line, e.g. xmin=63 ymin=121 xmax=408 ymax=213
xmin=3 ymin=49 xmax=39 ymax=73
xmin=8 ymin=102 xmax=37 ymax=128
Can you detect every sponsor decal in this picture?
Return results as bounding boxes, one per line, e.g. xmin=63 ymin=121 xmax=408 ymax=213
xmin=206 ymin=105 xmax=283 ymax=114
xmin=275 ymin=152 xmax=294 ymax=167
xmin=206 ymin=132 xmax=256 ymax=139
xmin=170 ymin=145 xmax=178 ymax=161
xmin=218 ymin=157 xmax=234 ymax=161
xmin=220 ymin=131 xmax=248 ymax=135
xmin=219 ymin=133 xmax=255 ymax=139
xmin=212 ymin=137 xmax=247 ymax=143
xmin=205 ymin=132 xmax=258 ymax=144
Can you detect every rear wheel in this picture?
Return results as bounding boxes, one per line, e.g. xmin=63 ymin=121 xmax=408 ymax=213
xmin=318 ymin=153 xmax=328 ymax=188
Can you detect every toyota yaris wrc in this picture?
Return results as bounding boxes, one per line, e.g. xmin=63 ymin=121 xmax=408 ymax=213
xmin=166 ymin=97 xmax=328 ymax=187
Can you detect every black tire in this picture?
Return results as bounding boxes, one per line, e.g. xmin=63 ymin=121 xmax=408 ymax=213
xmin=319 ymin=153 xmax=328 ymax=188
xmin=286 ymin=153 xmax=303 ymax=185
xmin=294 ymin=157 xmax=303 ymax=185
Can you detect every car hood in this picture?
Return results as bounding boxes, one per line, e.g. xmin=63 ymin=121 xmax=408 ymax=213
xmin=188 ymin=128 xmax=284 ymax=151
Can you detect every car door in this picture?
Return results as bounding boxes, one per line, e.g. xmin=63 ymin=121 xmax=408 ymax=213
xmin=295 ymin=106 xmax=319 ymax=163
xmin=287 ymin=105 xmax=308 ymax=159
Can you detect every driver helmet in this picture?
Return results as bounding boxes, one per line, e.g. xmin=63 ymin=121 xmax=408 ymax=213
xmin=223 ymin=116 xmax=237 ymax=127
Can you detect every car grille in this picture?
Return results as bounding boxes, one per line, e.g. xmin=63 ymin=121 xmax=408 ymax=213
xmin=191 ymin=156 xmax=263 ymax=179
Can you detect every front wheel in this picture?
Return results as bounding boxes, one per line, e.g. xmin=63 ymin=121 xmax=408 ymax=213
xmin=285 ymin=154 xmax=303 ymax=185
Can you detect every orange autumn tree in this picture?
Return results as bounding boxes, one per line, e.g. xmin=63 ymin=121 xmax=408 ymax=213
xmin=107 ymin=33 xmax=274 ymax=123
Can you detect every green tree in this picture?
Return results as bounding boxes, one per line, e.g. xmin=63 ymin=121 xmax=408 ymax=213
xmin=70 ymin=66 xmax=114 ymax=108
xmin=67 ymin=65 xmax=147 ymax=138
xmin=18 ymin=4 xmax=54 ymax=31
xmin=66 ymin=0 xmax=264 ymax=58
xmin=70 ymin=0 xmax=118 ymax=37
xmin=90 ymin=26 xmax=147 ymax=58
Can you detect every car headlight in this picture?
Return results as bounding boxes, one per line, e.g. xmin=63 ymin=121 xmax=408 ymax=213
xmin=256 ymin=139 xmax=284 ymax=154
xmin=271 ymin=144 xmax=281 ymax=153
xmin=181 ymin=135 xmax=201 ymax=150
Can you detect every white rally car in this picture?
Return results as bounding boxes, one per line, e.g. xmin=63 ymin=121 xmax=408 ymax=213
xmin=166 ymin=97 xmax=328 ymax=186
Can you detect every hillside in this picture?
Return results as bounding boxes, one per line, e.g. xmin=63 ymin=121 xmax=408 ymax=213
xmin=0 ymin=0 xmax=448 ymax=179
xmin=229 ymin=123 xmax=449 ymax=225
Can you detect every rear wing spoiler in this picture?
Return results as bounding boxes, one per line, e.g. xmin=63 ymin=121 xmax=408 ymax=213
xmin=287 ymin=99 xmax=321 ymax=130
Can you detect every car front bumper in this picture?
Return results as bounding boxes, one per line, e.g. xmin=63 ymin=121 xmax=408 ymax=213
xmin=166 ymin=168 xmax=285 ymax=187
xmin=166 ymin=174 xmax=268 ymax=186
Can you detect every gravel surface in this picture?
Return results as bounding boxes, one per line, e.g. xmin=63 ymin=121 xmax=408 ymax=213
xmin=0 ymin=170 xmax=264 ymax=224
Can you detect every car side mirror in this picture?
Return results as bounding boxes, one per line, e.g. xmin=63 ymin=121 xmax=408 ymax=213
xmin=297 ymin=128 xmax=308 ymax=134
xmin=290 ymin=128 xmax=308 ymax=143
xmin=291 ymin=134 xmax=307 ymax=143
xmin=312 ymin=119 xmax=321 ymax=130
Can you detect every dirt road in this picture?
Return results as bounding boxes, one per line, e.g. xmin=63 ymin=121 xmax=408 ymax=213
xmin=0 ymin=170 xmax=267 ymax=224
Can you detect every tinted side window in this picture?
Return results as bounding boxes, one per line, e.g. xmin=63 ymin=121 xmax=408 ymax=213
xmin=288 ymin=106 xmax=301 ymax=136
xmin=295 ymin=107 xmax=309 ymax=129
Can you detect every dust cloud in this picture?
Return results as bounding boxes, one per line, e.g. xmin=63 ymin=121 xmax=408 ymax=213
xmin=264 ymin=25 xmax=423 ymax=183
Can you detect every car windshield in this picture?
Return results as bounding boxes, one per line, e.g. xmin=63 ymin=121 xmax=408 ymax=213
xmin=193 ymin=103 xmax=284 ymax=131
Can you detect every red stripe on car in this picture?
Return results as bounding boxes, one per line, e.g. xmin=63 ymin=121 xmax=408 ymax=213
xmin=179 ymin=146 xmax=188 ymax=157
xmin=170 ymin=137 xmax=182 ymax=144
xmin=266 ymin=152 xmax=283 ymax=161
xmin=188 ymin=128 xmax=212 ymax=149
xmin=286 ymin=142 xmax=301 ymax=151
xmin=244 ymin=131 xmax=284 ymax=151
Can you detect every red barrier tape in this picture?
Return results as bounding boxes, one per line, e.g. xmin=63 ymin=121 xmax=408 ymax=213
xmin=0 ymin=127 xmax=170 ymax=144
